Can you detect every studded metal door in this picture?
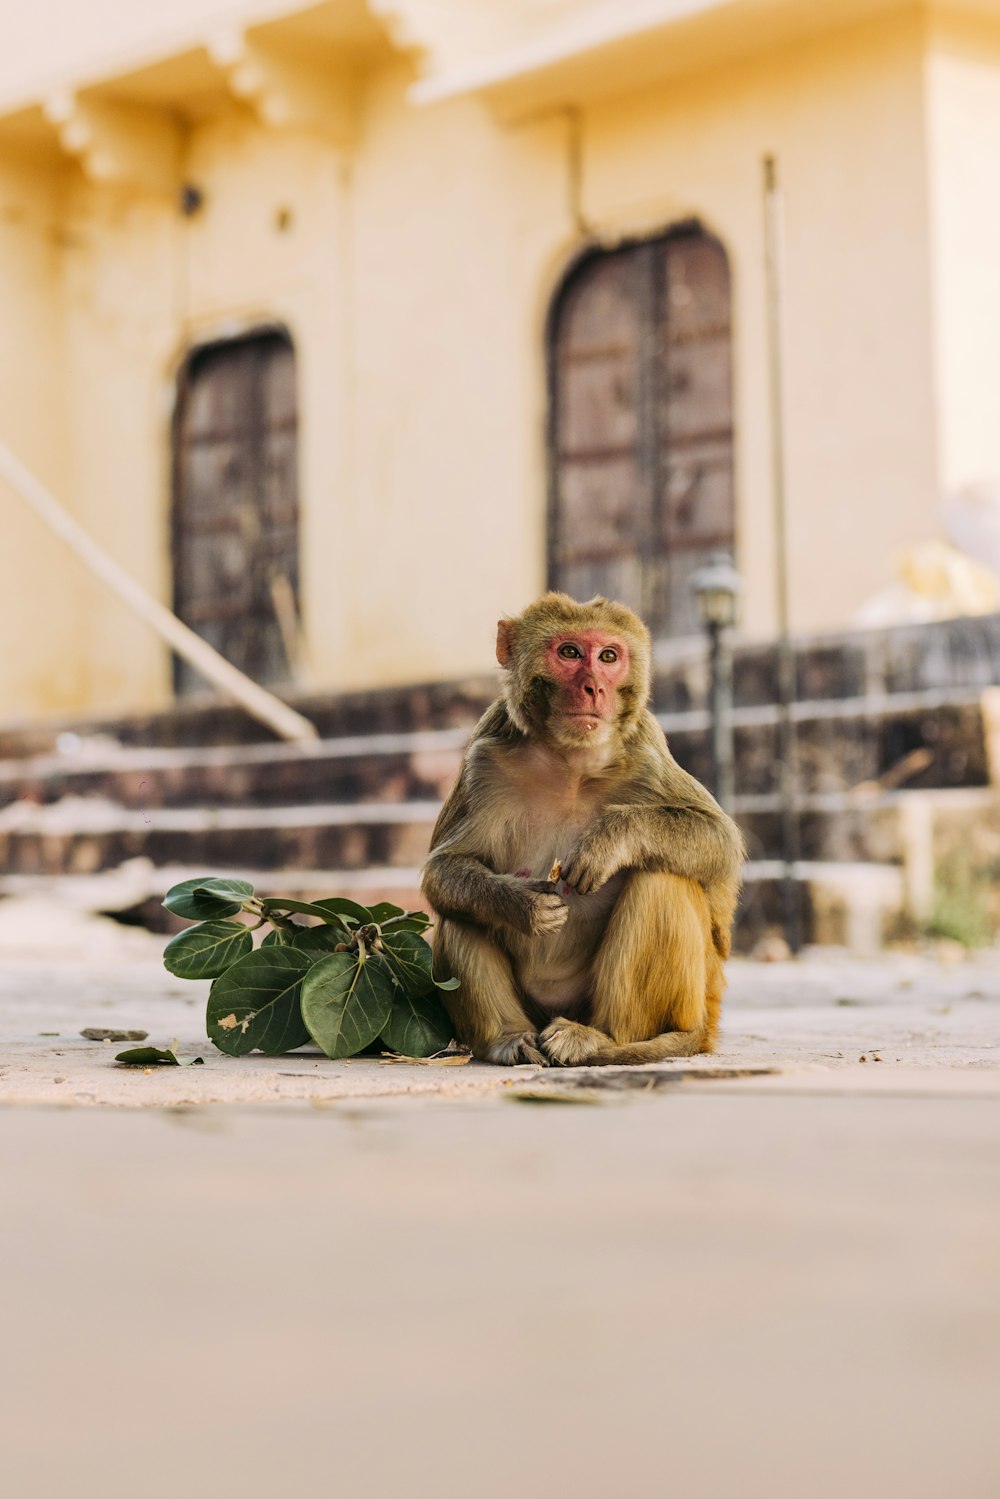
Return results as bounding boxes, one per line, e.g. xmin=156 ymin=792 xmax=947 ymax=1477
xmin=547 ymin=228 xmax=734 ymax=637
xmin=172 ymin=331 xmax=300 ymax=696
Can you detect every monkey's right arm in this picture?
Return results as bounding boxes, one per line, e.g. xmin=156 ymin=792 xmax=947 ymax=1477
xmin=423 ymin=852 xmax=567 ymax=936
xmin=422 ymin=774 xmax=567 ymax=938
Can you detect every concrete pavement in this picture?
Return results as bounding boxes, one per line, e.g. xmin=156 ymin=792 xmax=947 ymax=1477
xmin=1 ymin=904 xmax=999 ymax=1498
xmin=1 ymin=899 xmax=998 ymax=1106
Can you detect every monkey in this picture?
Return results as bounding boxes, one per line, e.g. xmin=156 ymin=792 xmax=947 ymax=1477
xmin=421 ymin=592 xmax=745 ymax=1067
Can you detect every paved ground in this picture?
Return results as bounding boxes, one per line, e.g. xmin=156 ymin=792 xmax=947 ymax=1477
xmin=2 ymin=903 xmax=999 ymax=1497
xmin=1 ymin=898 xmax=998 ymax=1106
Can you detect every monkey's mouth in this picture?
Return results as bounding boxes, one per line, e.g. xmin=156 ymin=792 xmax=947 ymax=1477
xmin=563 ymin=712 xmax=610 ymax=730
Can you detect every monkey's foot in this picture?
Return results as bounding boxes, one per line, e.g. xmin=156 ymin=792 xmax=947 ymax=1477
xmin=484 ymin=1031 xmax=547 ymax=1066
xmin=538 ymin=1018 xmax=608 ymax=1066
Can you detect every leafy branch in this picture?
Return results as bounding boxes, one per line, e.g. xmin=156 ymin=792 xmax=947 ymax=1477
xmin=161 ymin=877 xmax=459 ymax=1061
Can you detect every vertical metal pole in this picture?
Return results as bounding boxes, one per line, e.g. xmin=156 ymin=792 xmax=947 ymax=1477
xmin=763 ymin=155 xmax=804 ymax=952
xmin=708 ymin=619 xmax=736 ymax=811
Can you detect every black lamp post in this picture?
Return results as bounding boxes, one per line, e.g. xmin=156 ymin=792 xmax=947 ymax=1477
xmin=690 ymin=554 xmax=742 ymax=810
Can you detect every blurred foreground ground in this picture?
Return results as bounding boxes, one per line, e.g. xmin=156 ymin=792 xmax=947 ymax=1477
xmin=1 ymin=903 xmax=998 ymax=1498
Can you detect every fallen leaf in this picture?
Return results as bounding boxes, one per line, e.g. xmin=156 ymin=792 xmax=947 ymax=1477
xmin=81 ymin=1028 xmax=149 ymax=1042
xmin=377 ymin=1050 xmax=472 ymax=1067
xmin=505 ymin=1086 xmax=607 ymax=1105
xmin=114 ymin=1046 xmax=205 ymax=1067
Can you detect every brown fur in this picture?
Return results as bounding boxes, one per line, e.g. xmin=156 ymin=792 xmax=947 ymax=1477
xmin=422 ymin=593 xmax=745 ymax=1066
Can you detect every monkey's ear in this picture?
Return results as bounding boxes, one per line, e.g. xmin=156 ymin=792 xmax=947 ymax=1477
xmin=496 ymin=619 xmax=516 ymax=667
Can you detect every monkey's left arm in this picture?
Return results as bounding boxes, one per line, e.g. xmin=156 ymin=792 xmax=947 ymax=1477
xmin=562 ymin=742 xmax=746 ymax=896
xmin=562 ymin=801 xmax=744 ymax=895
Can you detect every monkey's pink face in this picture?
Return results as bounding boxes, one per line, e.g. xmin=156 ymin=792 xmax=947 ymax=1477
xmin=545 ymin=631 xmax=631 ymax=737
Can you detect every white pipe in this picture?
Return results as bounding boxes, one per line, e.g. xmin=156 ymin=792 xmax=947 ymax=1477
xmin=0 ymin=438 xmax=318 ymax=743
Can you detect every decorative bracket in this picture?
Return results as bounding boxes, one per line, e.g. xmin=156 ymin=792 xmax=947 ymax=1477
xmin=42 ymin=92 xmax=180 ymax=194
xmin=366 ymin=0 xmax=433 ymax=58
xmin=207 ymin=30 xmax=360 ymax=149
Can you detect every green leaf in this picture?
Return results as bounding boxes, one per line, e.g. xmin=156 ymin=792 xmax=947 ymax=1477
xmin=207 ymin=947 xmax=312 ymax=1056
xmin=163 ymin=876 xmax=254 ymax=921
xmin=300 ymin=953 xmax=394 ymax=1059
xmin=114 ymin=1046 xmax=204 ymax=1067
xmin=379 ymin=987 xmax=454 ymax=1058
xmin=292 ymin=925 xmax=348 ymax=955
xmin=310 ymin=896 xmax=373 ymax=928
xmin=366 ymin=901 xmax=405 ymax=923
xmin=163 ymin=920 xmax=253 ymax=980
xmin=260 ymin=897 xmax=351 ymax=926
xmin=194 ymin=877 xmax=257 ymax=902
xmin=378 ymin=929 xmax=431 ymax=987
xmin=379 ymin=930 xmax=435 ymax=997
xmin=262 ymin=925 xmax=345 ymax=955
xmin=380 ymin=929 xmax=459 ymax=992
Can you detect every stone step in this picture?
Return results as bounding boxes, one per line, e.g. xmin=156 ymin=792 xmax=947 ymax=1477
xmin=0 ymin=688 xmax=991 ymax=817
xmin=665 ymin=690 xmax=993 ymax=796
xmin=0 ymin=729 xmax=467 ymax=811
xmin=0 ymin=863 xmax=428 ymax=936
xmin=0 ymin=858 xmax=910 ymax=956
xmin=0 ymin=782 xmax=988 ymax=881
xmin=0 ymin=801 xmax=440 ymax=878
xmin=655 ymin=612 xmax=1000 ymax=712
xmin=0 ymin=680 xmax=494 ymax=757
xmin=4 ymin=780 xmax=996 ymax=956
xmin=4 ymin=611 xmax=999 ymax=757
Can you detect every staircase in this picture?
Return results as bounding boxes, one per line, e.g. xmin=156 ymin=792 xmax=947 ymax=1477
xmin=2 ymin=614 xmax=999 ymax=951
xmin=0 ymin=680 xmax=492 ymax=929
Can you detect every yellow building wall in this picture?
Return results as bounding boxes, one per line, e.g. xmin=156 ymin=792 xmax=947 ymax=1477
xmin=578 ymin=7 xmax=938 ymax=639
xmin=56 ymin=176 xmax=178 ymax=711
xmin=0 ymin=152 xmax=88 ymax=718
xmin=0 ymin=4 xmax=963 ymax=719
xmin=51 ymin=118 xmax=353 ymax=711
xmin=341 ymin=6 xmax=939 ymax=672
xmin=925 ymin=9 xmax=1000 ymax=492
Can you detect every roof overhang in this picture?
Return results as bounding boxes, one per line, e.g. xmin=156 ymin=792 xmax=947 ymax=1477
xmin=0 ymin=1 xmax=411 ymax=180
xmin=408 ymin=0 xmax=1000 ymax=118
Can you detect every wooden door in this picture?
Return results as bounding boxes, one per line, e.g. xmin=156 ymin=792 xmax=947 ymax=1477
xmin=172 ymin=331 xmax=300 ymax=696
xmin=548 ymin=228 xmax=734 ymax=637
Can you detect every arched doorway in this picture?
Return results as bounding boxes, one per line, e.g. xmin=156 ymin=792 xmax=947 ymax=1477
xmin=171 ymin=329 xmax=300 ymax=696
xmin=547 ymin=226 xmax=735 ymax=637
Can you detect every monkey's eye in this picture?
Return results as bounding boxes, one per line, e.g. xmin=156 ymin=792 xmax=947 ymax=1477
xmin=558 ymin=643 xmax=582 ymax=660
xmin=598 ymin=648 xmax=618 ymax=664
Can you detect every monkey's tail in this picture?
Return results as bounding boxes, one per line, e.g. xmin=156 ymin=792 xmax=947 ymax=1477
xmin=582 ymin=1028 xmax=713 ymax=1066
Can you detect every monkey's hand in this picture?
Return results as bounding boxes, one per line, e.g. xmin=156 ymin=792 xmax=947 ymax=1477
xmin=561 ymin=835 xmax=620 ymax=896
xmin=483 ymin=1030 xmax=547 ymax=1066
xmin=509 ymin=878 xmax=569 ymax=937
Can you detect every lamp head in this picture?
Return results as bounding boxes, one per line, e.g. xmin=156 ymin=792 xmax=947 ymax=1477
xmin=690 ymin=554 xmax=742 ymax=629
